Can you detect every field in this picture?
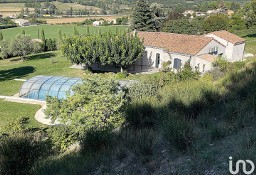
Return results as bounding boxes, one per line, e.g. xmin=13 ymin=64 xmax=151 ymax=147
xmin=0 ymin=2 xmax=100 ymax=17
xmin=44 ymin=15 xmax=124 ymax=24
xmin=0 ymin=3 xmax=33 ymax=17
xmin=53 ymin=1 xmax=101 ymax=11
xmin=0 ymin=25 xmax=128 ymax=40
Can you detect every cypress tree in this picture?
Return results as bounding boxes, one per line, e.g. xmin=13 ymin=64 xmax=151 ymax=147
xmin=86 ymin=26 xmax=90 ymax=36
xmin=73 ymin=26 xmax=79 ymax=36
xmin=131 ymin=0 xmax=155 ymax=31
xmin=58 ymin=29 xmax=63 ymax=42
xmin=0 ymin=32 xmax=3 ymax=41
xmin=41 ymin=29 xmax=46 ymax=51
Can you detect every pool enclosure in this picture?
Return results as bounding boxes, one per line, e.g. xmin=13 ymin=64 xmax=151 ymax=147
xmin=19 ymin=75 xmax=82 ymax=100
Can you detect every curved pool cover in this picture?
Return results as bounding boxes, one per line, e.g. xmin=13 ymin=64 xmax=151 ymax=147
xmin=19 ymin=75 xmax=82 ymax=100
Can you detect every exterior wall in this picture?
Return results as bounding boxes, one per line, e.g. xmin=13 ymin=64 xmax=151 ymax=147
xmin=232 ymin=43 xmax=245 ymax=62
xmin=205 ymin=34 xmax=245 ymax=61
xmin=170 ymin=53 xmax=191 ymax=70
xmin=134 ymin=46 xmax=171 ymax=70
xmin=197 ymin=40 xmax=225 ymax=56
xmin=192 ymin=57 xmax=213 ymax=73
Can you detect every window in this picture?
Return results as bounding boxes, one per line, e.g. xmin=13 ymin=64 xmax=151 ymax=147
xmin=155 ymin=53 xmax=160 ymax=68
xmin=203 ymin=64 xmax=206 ymax=72
xmin=173 ymin=58 xmax=182 ymax=70
xmin=197 ymin=63 xmax=200 ymax=71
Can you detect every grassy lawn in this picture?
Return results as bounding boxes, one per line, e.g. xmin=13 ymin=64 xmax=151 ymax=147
xmin=1 ymin=25 xmax=128 ymax=40
xmin=0 ymin=99 xmax=42 ymax=130
xmin=233 ymin=27 xmax=256 ymax=54
xmin=0 ymin=51 xmax=86 ymax=96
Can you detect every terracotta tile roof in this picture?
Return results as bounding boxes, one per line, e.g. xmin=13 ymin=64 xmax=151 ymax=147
xmin=209 ymin=30 xmax=245 ymax=44
xmin=198 ymin=54 xmax=216 ymax=63
xmin=136 ymin=31 xmax=213 ymax=55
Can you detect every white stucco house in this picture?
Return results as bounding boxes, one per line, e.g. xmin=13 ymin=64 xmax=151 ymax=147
xmin=131 ymin=30 xmax=245 ymax=73
xmin=13 ymin=19 xmax=30 ymax=27
xmin=92 ymin=21 xmax=103 ymax=26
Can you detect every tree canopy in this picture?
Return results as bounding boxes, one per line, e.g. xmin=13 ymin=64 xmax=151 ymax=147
xmin=45 ymin=79 xmax=127 ymax=135
xmin=131 ymin=0 xmax=156 ymax=31
xmin=61 ymin=32 xmax=145 ymax=72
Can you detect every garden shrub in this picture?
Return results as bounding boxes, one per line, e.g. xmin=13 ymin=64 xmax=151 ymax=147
xmin=161 ymin=115 xmax=194 ymax=151
xmin=120 ymin=128 xmax=155 ymax=156
xmin=47 ymin=125 xmax=79 ymax=153
xmin=81 ymin=129 xmax=115 ymax=152
xmin=161 ymin=61 xmax=171 ymax=72
xmin=125 ymin=98 xmax=158 ymax=128
xmin=0 ymin=132 xmax=50 ymax=175
xmin=116 ymin=70 xmax=128 ymax=79
xmin=45 ymin=79 xmax=128 ymax=152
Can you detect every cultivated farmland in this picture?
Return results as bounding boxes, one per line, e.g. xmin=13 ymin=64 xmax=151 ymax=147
xmin=43 ymin=15 xmax=123 ymax=24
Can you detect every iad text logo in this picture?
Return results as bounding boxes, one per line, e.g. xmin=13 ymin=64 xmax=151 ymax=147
xmin=229 ymin=156 xmax=255 ymax=175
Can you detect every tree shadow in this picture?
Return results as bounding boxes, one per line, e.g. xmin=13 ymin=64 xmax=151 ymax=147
xmin=242 ymin=33 xmax=256 ymax=38
xmin=27 ymin=52 xmax=56 ymax=61
xmin=0 ymin=66 xmax=35 ymax=81
xmin=36 ymin=62 xmax=256 ymax=174
xmin=9 ymin=52 xmax=57 ymax=62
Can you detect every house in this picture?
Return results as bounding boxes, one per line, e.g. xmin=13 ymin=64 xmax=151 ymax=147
xmin=183 ymin=10 xmax=195 ymax=17
xmin=195 ymin=12 xmax=206 ymax=17
xmin=205 ymin=30 xmax=245 ymax=62
xmin=92 ymin=21 xmax=103 ymax=26
xmin=133 ymin=30 xmax=245 ymax=73
xmin=14 ymin=19 xmax=30 ymax=27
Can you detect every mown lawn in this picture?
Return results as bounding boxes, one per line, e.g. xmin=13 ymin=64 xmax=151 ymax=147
xmin=0 ymin=99 xmax=42 ymax=130
xmin=0 ymin=51 xmax=86 ymax=96
xmin=1 ymin=25 xmax=128 ymax=41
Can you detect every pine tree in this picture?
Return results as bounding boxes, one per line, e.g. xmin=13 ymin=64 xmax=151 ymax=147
xmin=131 ymin=0 xmax=155 ymax=31
xmin=0 ymin=32 xmax=3 ymax=41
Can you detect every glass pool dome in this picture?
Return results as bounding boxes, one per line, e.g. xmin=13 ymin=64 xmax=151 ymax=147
xmin=19 ymin=75 xmax=82 ymax=100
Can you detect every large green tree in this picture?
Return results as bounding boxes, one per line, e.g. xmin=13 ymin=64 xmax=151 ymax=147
xmin=10 ymin=34 xmax=33 ymax=60
xmin=45 ymin=79 xmax=127 ymax=136
xmin=244 ymin=0 xmax=256 ymax=28
xmin=61 ymin=32 xmax=145 ymax=72
xmin=203 ymin=14 xmax=229 ymax=32
xmin=131 ymin=0 xmax=155 ymax=31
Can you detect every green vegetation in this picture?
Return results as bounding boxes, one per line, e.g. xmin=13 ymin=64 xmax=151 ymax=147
xmin=61 ymin=31 xmax=144 ymax=72
xmin=45 ymin=79 xmax=127 ymax=152
xmin=0 ymin=2 xmax=256 ymax=173
xmin=0 ymin=99 xmax=41 ymax=129
xmin=131 ymin=0 xmax=156 ymax=31
xmin=0 ymin=25 xmax=128 ymax=41
xmin=0 ymin=51 xmax=85 ymax=96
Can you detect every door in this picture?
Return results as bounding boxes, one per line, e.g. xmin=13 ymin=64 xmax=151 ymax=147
xmin=155 ymin=53 xmax=160 ymax=68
